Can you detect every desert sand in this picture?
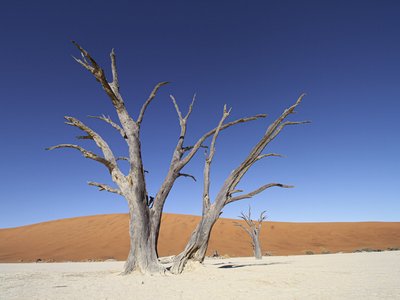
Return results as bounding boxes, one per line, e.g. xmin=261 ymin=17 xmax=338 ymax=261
xmin=1 ymin=214 xmax=400 ymax=262
xmin=1 ymin=252 xmax=399 ymax=299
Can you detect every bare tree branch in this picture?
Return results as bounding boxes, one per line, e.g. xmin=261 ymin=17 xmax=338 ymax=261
xmin=257 ymin=210 xmax=267 ymax=230
xmin=170 ymin=94 xmax=196 ymax=124
xmin=151 ymin=100 xmax=266 ymax=227
xmin=267 ymin=120 xmax=311 ymax=142
xmin=71 ymin=42 xmax=143 ymax=180
xmin=71 ymin=41 xmax=99 ymax=71
xmin=89 ymin=115 xmax=126 ymax=139
xmin=184 ymin=94 xmax=196 ymax=120
xmin=224 ymin=94 xmax=308 ymax=195
xmin=239 ymin=209 xmax=254 ymax=228
xmin=183 ymin=145 xmax=208 ymax=152
xmin=257 ymin=210 xmax=268 ymax=222
xmin=64 ymin=116 xmax=118 ymax=167
xmin=170 ymin=95 xmax=184 ymax=121
xmin=227 ymin=183 xmax=294 ymax=204
xmin=46 ymin=144 xmax=113 ymax=170
xmin=169 ymin=94 xmax=199 ymax=156
xmin=203 ymin=105 xmax=231 ymax=209
xmin=180 ymin=113 xmax=267 ymax=166
xmin=76 ymin=135 xmax=93 ymax=140
xmin=150 ymin=95 xmax=200 ymax=216
xmin=72 ymin=55 xmax=95 ymax=73
xmin=229 ymin=189 xmax=243 ymax=195
xmin=234 ymin=222 xmax=252 ymax=236
xmin=116 ymin=156 xmax=129 ymax=161
xmin=72 ymin=41 xmax=123 ymax=108
xmin=71 ymin=41 xmax=140 ymax=150
xmin=115 ymin=156 xmax=148 ymax=173
xmin=109 ymin=48 xmax=119 ymax=93
xmin=178 ymin=173 xmax=197 ymax=182
xmin=256 ymin=153 xmax=285 ymax=161
xmin=88 ymin=181 xmax=123 ymax=195
xmin=137 ymin=81 xmax=170 ymax=125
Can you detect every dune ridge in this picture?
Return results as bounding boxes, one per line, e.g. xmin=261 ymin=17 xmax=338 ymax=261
xmin=1 ymin=213 xmax=399 ymax=262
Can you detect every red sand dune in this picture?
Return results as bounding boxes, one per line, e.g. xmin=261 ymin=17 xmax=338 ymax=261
xmin=0 ymin=213 xmax=399 ymax=262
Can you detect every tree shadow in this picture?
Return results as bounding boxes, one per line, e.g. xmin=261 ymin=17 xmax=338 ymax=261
xmin=216 ymin=262 xmax=289 ymax=269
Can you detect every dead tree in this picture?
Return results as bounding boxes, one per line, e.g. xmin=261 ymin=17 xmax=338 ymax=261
xmin=171 ymin=95 xmax=309 ymax=274
xmin=46 ymin=42 xmax=266 ymax=274
xmin=235 ymin=207 xmax=267 ymax=260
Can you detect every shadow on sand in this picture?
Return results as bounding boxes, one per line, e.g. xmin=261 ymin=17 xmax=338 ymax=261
xmin=215 ymin=262 xmax=290 ymax=269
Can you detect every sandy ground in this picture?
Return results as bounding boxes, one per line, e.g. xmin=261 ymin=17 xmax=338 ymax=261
xmin=1 ymin=251 xmax=399 ymax=300
xmin=1 ymin=214 xmax=400 ymax=262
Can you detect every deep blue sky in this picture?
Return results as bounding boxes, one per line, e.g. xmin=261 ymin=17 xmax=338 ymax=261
xmin=1 ymin=0 xmax=399 ymax=228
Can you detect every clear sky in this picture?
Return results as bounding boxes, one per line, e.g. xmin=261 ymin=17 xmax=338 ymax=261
xmin=1 ymin=0 xmax=399 ymax=228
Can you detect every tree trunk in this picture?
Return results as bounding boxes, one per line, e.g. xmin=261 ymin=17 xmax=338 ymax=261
xmin=251 ymin=232 xmax=262 ymax=259
xmin=123 ymin=201 xmax=165 ymax=274
xmin=171 ymin=208 xmax=219 ymax=274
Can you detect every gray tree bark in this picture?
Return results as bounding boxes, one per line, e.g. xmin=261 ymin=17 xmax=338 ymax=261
xmin=47 ymin=41 xmax=266 ymax=274
xmin=171 ymin=206 xmax=220 ymax=273
xmin=171 ymin=95 xmax=309 ymax=274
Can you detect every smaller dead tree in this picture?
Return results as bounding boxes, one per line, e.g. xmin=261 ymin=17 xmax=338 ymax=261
xmin=235 ymin=207 xmax=267 ymax=260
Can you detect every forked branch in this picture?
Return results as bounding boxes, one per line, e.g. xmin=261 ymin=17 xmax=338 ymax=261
xmin=151 ymin=99 xmax=265 ymax=217
xmin=225 ymin=94 xmax=309 ymax=196
xmin=180 ymin=113 xmax=267 ymax=166
xmin=169 ymin=94 xmax=197 ymax=157
xmin=235 ymin=206 xmax=267 ymax=239
xmin=64 ymin=116 xmax=118 ymax=167
xmin=170 ymin=94 xmax=196 ymax=125
xmin=238 ymin=207 xmax=267 ymax=229
xmin=72 ymin=41 xmax=123 ymax=109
